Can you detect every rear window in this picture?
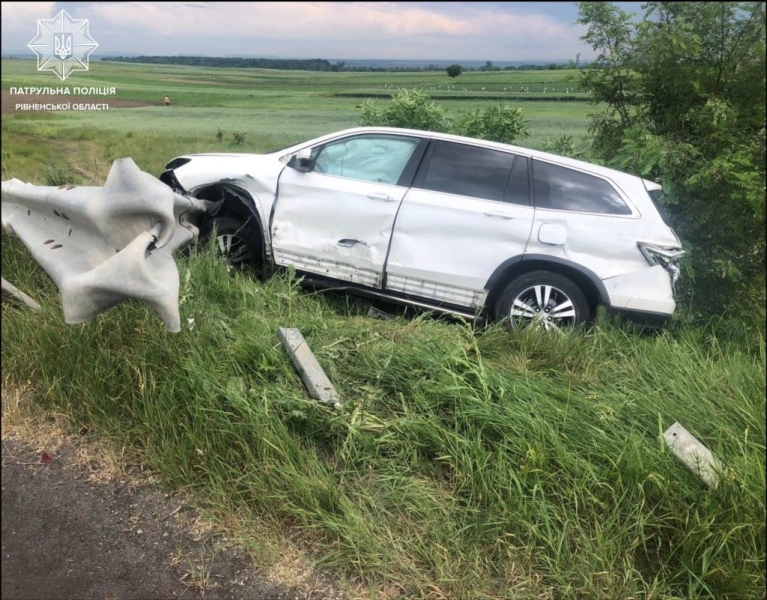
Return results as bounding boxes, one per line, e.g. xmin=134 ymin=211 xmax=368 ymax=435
xmin=418 ymin=141 xmax=514 ymax=202
xmin=533 ymin=160 xmax=631 ymax=215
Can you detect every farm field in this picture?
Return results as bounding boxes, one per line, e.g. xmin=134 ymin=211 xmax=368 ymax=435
xmin=1 ymin=59 xmax=592 ymax=182
xmin=1 ymin=59 xmax=765 ymax=600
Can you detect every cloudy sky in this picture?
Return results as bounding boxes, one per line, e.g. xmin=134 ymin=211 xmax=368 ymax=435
xmin=1 ymin=1 xmax=644 ymax=61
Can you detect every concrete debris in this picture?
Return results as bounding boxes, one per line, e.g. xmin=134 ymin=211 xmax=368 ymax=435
xmin=664 ymin=422 xmax=723 ymax=489
xmin=367 ymin=306 xmax=392 ymax=321
xmin=277 ymin=327 xmax=342 ymax=408
xmin=1 ymin=277 xmax=42 ymax=312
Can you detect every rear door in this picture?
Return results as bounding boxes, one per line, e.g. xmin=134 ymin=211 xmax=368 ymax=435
xmin=272 ymin=133 xmax=426 ymax=288
xmin=384 ymin=140 xmax=535 ymax=310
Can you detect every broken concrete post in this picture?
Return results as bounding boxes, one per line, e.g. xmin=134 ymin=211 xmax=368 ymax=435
xmin=367 ymin=306 xmax=392 ymax=321
xmin=1 ymin=277 xmax=42 ymax=312
xmin=664 ymin=422 xmax=723 ymax=488
xmin=1 ymin=158 xmax=210 ymax=332
xmin=277 ymin=327 xmax=342 ymax=408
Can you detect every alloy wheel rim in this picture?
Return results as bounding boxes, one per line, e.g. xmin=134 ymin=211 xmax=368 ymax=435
xmin=510 ymin=284 xmax=577 ymax=330
xmin=216 ymin=234 xmax=253 ymax=265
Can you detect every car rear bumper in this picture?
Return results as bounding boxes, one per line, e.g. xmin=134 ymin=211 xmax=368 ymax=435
xmin=602 ymin=265 xmax=676 ymax=317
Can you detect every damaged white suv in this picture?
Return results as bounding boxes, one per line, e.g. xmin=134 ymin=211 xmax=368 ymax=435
xmin=162 ymin=126 xmax=684 ymax=329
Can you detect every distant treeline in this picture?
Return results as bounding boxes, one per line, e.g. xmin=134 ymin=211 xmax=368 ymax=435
xmin=105 ymin=56 xmax=584 ymax=72
xmin=107 ymin=56 xmax=340 ymax=71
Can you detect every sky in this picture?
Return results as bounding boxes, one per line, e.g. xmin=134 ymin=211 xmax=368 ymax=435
xmin=1 ymin=1 xmax=645 ymax=62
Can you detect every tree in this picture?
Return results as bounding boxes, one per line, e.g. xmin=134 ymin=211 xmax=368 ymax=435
xmin=446 ymin=64 xmax=463 ymax=78
xmin=577 ymin=2 xmax=766 ymax=323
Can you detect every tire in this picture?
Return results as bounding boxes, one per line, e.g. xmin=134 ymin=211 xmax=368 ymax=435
xmin=198 ymin=216 xmax=262 ymax=269
xmin=493 ymin=270 xmax=591 ymax=330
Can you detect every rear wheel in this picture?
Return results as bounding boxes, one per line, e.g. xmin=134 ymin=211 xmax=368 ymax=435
xmin=493 ymin=270 xmax=591 ymax=330
xmin=199 ymin=216 xmax=262 ymax=269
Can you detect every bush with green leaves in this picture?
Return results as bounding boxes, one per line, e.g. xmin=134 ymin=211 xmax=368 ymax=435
xmin=358 ymin=89 xmax=450 ymax=133
xmin=543 ymin=135 xmax=583 ymax=159
xmin=358 ymin=91 xmax=529 ymax=145
xmin=454 ymin=105 xmax=530 ymax=145
xmin=577 ymin=2 xmax=766 ymax=323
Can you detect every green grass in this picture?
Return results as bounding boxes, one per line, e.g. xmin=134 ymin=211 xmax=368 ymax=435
xmin=2 ymin=60 xmax=764 ymax=599
xmin=2 ymin=234 xmax=764 ymax=599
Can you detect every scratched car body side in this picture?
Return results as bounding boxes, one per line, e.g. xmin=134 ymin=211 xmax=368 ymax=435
xmin=165 ymin=126 xmax=684 ymax=326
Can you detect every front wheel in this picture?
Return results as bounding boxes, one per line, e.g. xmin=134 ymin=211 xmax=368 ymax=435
xmin=198 ymin=216 xmax=262 ymax=269
xmin=493 ymin=270 xmax=591 ymax=330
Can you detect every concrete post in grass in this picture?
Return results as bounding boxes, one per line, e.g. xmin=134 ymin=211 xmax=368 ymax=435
xmin=1 ymin=277 xmax=42 ymax=312
xmin=278 ymin=327 xmax=342 ymax=409
xmin=664 ymin=422 xmax=723 ymax=489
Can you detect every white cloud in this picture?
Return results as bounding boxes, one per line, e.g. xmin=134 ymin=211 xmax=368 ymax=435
xmin=1 ymin=2 xmax=57 ymax=24
xmin=1 ymin=1 xmax=592 ymax=60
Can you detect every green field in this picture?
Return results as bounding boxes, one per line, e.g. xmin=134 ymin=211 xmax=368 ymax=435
xmin=2 ymin=60 xmax=765 ymax=600
xmin=2 ymin=59 xmax=593 ymax=182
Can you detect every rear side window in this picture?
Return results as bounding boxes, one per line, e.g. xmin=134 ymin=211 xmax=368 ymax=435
xmin=418 ymin=141 xmax=513 ymax=202
xmin=533 ymin=160 xmax=631 ymax=215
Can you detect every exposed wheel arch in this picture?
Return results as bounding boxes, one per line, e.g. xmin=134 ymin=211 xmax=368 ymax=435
xmin=484 ymin=255 xmax=608 ymax=317
xmin=190 ymin=183 xmax=268 ymax=266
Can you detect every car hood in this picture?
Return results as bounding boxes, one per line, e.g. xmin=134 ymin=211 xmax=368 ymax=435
xmin=167 ymin=152 xmax=285 ymax=194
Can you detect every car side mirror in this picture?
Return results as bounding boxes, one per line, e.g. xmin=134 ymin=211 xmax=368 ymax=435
xmin=288 ymin=148 xmax=312 ymax=173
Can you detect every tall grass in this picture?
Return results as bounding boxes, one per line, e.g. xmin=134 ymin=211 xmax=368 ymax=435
xmin=2 ymin=233 xmax=764 ymax=599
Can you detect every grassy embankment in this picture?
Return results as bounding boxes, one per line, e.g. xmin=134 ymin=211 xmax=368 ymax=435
xmin=2 ymin=59 xmax=765 ymax=599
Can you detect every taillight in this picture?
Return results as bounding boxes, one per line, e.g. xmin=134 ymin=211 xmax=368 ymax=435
xmin=638 ymin=242 xmax=686 ymax=290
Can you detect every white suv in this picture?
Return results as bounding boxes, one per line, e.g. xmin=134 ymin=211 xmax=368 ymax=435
xmin=161 ymin=126 xmax=685 ymax=329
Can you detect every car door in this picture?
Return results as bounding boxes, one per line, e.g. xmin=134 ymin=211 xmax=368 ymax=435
xmin=384 ymin=140 xmax=536 ymax=310
xmin=271 ymin=133 xmax=426 ymax=288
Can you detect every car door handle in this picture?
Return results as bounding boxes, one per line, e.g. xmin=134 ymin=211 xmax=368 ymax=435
xmin=337 ymin=238 xmax=367 ymax=248
xmin=366 ymin=193 xmax=396 ymax=202
xmin=483 ymin=211 xmax=515 ymax=220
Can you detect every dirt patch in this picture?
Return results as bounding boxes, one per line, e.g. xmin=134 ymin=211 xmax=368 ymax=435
xmin=1 ymin=91 xmax=155 ymax=114
xmin=1 ymin=389 xmax=346 ymax=600
xmin=0 ymin=437 xmax=305 ymax=600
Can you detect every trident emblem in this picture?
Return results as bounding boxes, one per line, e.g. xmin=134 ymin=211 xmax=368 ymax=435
xmin=54 ymin=34 xmax=73 ymax=59
xmin=28 ymin=10 xmax=99 ymax=81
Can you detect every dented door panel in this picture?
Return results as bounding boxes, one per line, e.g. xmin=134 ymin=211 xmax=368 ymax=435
xmin=385 ymin=188 xmax=535 ymax=309
xmin=271 ymin=169 xmax=407 ymax=287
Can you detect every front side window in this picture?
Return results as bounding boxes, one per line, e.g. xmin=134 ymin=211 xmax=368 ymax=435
xmin=418 ymin=141 xmax=514 ymax=202
xmin=312 ymin=135 xmax=419 ymax=185
xmin=533 ymin=160 xmax=632 ymax=215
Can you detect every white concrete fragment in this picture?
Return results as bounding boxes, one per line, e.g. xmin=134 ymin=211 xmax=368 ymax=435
xmin=277 ymin=327 xmax=342 ymax=408
xmin=1 ymin=158 xmax=209 ymax=332
xmin=664 ymin=422 xmax=722 ymax=488
xmin=1 ymin=277 xmax=42 ymax=312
